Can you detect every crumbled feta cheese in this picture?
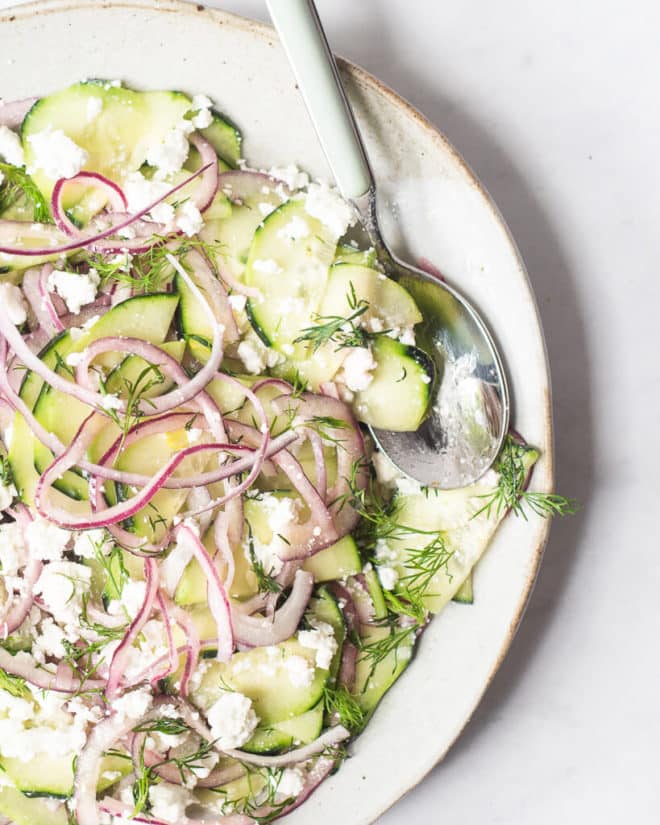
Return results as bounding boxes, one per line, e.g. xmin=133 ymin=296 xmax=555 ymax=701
xmin=65 ymin=351 xmax=84 ymax=367
xmin=47 ymin=268 xmax=99 ymax=314
xmin=146 ymin=124 xmax=191 ymax=179
xmin=276 ymin=767 xmax=305 ymax=800
xmin=229 ymin=294 xmax=247 ymax=313
xmin=73 ymin=528 xmax=113 ymax=559
xmin=175 ymin=200 xmax=203 ymax=236
xmin=376 ymin=564 xmax=399 ymax=591
xmin=0 ymin=479 xmax=16 ymax=511
xmin=113 ymin=687 xmax=153 ymax=721
xmin=27 ymin=129 xmax=88 ymax=179
xmin=86 ymin=96 xmax=103 ymax=122
xmin=34 ymin=561 xmax=91 ymax=625
xmin=237 ymin=339 xmax=266 ymax=374
xmin=100 ymin=393 xmax=122 ymax=411
xmin=0 ymin=283 xmax=27 ymax=326
xmin=32 ymin=616 xmax=67 ymax=662
xmin=336 ymin=346 xmax=376 ymax=393
xmin=396 ymin=475 xmax=423 ymax=496
xmin=243 ymin=493 xmax=299 ymax=576
xmin=25 ymin=517 xmax=71 ymax=562
xmin=284 ymin=655 xmax=315 ymax=688
xmin=206 ymin=690 xmax=258 ymax=749
xmin=371 ymin=451 xmax=399 ymax=487
xmin=0 ymin=125 xmax=25 ymax=166
xmin=258 ymin=201 xmax=276 ymax=217
xmin=252 ymin=258 xmax=282 ymax=275
xmin=0 ymin=522 xmax=27 ymax=576
xmin=108 ymin=579 xmax=146 ymax=619
xmin=190 ymin=94 xmax=214 ymax=130
xmin=298 ymin=620 xmax=337 ymax=670
xmin=398 ymin=327 xmax=416 ymax=346
xmin=149 ymin=782 xmax=193 ymax=820
xmin=305 ymin=182 xmax=356 ymax=237
xmin=268 ymin=164 xmax=309 ymax=191
xmin=276 ymin=215 xmax=310 ymax=242
xmin=123 ymin=171 xmax=175 ymax=225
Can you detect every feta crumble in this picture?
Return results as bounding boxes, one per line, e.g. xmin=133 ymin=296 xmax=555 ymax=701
xmin=146 ymin=124 xmax=191 ymax=179
xmin=276 ymin=767 xmax=305 ymax=800
xmin=305 ymin=182 xmax=356 ymax=237
xmin=73 ymin=528 xmax=113 ymax=559
xmin=276 ymin=215 xmax=310 ymax=242
xmin=175 ymin=200 xmax=204 ymax=236
xmin=0 ymin=125 xmax=25 ymax=167
xmin=47 ymin=268 xmax=100 ymax=314
xmin=149 ymin=782 xmax=193 ymax=820
xmin=190 ymin=94 xmax=214 ymax=129
xmin=27 ymin=129 xmax=88 ymax=179
xmin=252 ymin=258 xmax=282 ymax=275
xmin=206 ymin=690 xmax=259 ymax=749
xmin=336 ymin=346 xmax=376 ymax=393
xmin=24 ymin=517 xmax=71 ymax=562
xmin=298 ymin=620 xmax=337 ymax=670
xmin=376 ymin=564 xmax=399 ymax=591
xmin=268 ymin=164 xmax=310 ymax=191
xmin=0 ymin=283 xmax=27 ymax=326
xmin=100 ymin=393 xmax=122 ymax=411
xmin=123 ymin=171 xmax=175 ymax=225
xmin=284 ymin=655 xmax=315 ymax=688
xmin=86 ymin=96 xmax=103 ymax=122
xmin=34 ymin=561 xmax=91 ymax=626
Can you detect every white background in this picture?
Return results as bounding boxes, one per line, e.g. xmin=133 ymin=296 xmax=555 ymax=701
xmin=2 ymin=1 xmax=658 ymax=823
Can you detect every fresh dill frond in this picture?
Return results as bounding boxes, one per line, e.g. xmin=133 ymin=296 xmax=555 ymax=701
xmin=323 ymin=684 xmax=366 ymax=731
xmin=0 ymin=455 xmax=14 ymax=488
xmin=0 ymin=162 xmax=50 ymax=222
xmin=131 ymin=741 xmax=156 ymax=817
xmin=473 ymin=436 xmax=579 ymax=521
xmin=246 ymin=523 xmax=281 ymax=594
xmin=294 ymin=282 xmax=390 ymax=352
xmin=0 ymin=668 xmax=29 ymax=698
xmin=101 ymin=363 xmax=164 ymax=448
xmin=357 ymin=624 xmax=416 ymax=675
xmin=133 ymin=717 xmax=190 ymax=736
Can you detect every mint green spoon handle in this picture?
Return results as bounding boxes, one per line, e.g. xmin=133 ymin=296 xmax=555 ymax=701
xmin=266 ymin=0 xmax=373 ymax=200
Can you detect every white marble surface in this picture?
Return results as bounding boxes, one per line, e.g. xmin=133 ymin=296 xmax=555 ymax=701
xmin=1 ymin=1 xmax=658 ymax=822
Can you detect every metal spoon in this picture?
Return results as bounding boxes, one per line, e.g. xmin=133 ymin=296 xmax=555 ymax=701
xmin=266 ymin=0 xmax=510 ymax=488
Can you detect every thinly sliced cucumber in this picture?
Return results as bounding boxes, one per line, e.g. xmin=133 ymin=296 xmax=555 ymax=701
xmin=320 ymin=263 xmax=422 ymax=330
xmin=174 ymin=266 xmax=237 ymax=364
xmin=334 ymin=244 xmax=376 ymax=267
xmin=244 ymin=200 xmax=338 ymax=356
xmin=0 ymin=787 xmax=68 ymax=825
xmin=353 ymin=336 xmax=433 ymax=430
xmin=200 ymin=111 xmax=242 ymax=167
xmin=200 ymin=173 xmax=285 ymax=284
xmin=104 ymin=339 xmax=186 ymax=395
xmin=21 ymin=82 xmax=191 ymax=220
xmin=242 ymin=702 xmax=323 ymax=754
xmin=363 ymin=567 xmax=387 ymax=621
xmin=453 ymin=572 xmax=474 ymax=604
xmin=302 ymin=535 xmax=361 ymax=582
xmin=29 ymin=294 xmax=179 ymax=500
xmin=0 ymin=752 xmax=130 ymax=798
xmin=353 ymin=624 xmax=414 ymax=715
xmin=389 ymin=446 xmax=538 ymax=613
xmin=191 ymin=638 xmax=330 ymax=724
xmin=307 ymin=586 xmax=345 ymax=680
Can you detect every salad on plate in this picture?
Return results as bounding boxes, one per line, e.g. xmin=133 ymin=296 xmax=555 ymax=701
xmin=0 ymin=82 xmax=572 ymax=825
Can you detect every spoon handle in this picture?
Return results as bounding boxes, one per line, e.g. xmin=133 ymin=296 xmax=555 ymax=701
xmin=266 ymin=0 xmax=374 ymax=200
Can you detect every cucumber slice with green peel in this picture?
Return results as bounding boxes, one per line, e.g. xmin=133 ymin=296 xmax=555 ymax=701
xmin=302 ymin=535 xmax=361 ymax=582
xmin=0 ymin=787 xmax=68 ymax=825
xmin=244 ymin=200 xmax=339 ymax=356
xmin=28 ymin=294 xmax=180 ymax=500
xmin=307 ymin=586 xmax=346 ymax=680
xmin=388 ymin=447 xmax=538 ymax=613
xmin=21 ymin=82 xmax=192 ymax=222
xmin=353 ymin=624 xmax=414 ymax=715
xmin=0 ymin=752 xmax=130 ymax=799
xmin=174 ymin=267 xmax=237 ymax=364
xmin=353 ymin=336 xmax=433 ymax=431
xmin=363 ymin=567 xmax=388 ymax=621
xmin=242 ymin=701 xmax=323 ymax=754
xmin=204 ymin=374 xmax=254 ymax=416
xmin=191 ymin=638 xmax=330 ymax=725
xmin=104 ymin=339 xmax=186 ymax=396
xmin=453 ymin=572 xmax=474 ymax=604
xmin=199 ymin=111 xmax=242 ymax=167
xmin=334 ymin=244 xmax=376 ymax=267
xmin=320 ymin=263 xmax=422 ymax=331
xmin=200 ymin=172 xmax=286 ymax=285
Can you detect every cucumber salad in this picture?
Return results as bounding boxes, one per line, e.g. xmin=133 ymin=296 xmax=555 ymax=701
xmin=0 ymin=82 xmax=570 ymax=825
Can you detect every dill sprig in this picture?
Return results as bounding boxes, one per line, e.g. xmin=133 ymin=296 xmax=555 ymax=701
xmin=101 ymin=363 xmax=165 ymax=448
xmin=323 ymin=684 xmax=366 ymax=732
xmin=0 ymin=455 xmax=14 ymax=488
xmin=357 ymin=623 xmax=417 ymax=674
xmin=214 ymin=766 xmax=295 ymax=824
xmin=294 ymin=282 xmax=390 ymax=352
xmin=0 ymin=668 xmax=29 ymax=698
xmin=0 ymin=162 xmax=50 ymax=222
xmin=473 ymin=436 xmax=579 ymax=520
xmin=133 ymin=717 xmax=190 ymax=736
xmin=246 ymin=523 xmax=281 ymax=594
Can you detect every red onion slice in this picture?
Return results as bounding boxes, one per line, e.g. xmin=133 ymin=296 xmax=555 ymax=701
xmin=51 ymin=171 xmax=127 ymax=237
xmin=174 ymin=522 xmax=234 ymax=662
xmin=0 ymin=96 xmax=37 ymax=128
xmin=232 ymin=569 xmax=314 ymax=648
xmin=106 ymin=557 xmax=159 ymax=698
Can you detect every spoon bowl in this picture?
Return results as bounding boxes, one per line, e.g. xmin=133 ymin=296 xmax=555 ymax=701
xmin=267 ymin=0 xmax=510 ymax=487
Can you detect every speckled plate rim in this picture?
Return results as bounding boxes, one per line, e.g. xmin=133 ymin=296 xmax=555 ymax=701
xmin=0 ymin=0 xmax=555 ymax=820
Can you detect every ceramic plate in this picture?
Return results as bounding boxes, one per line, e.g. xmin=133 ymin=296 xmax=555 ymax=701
xmin=0 ymin=1 xmax=553 ymax=821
